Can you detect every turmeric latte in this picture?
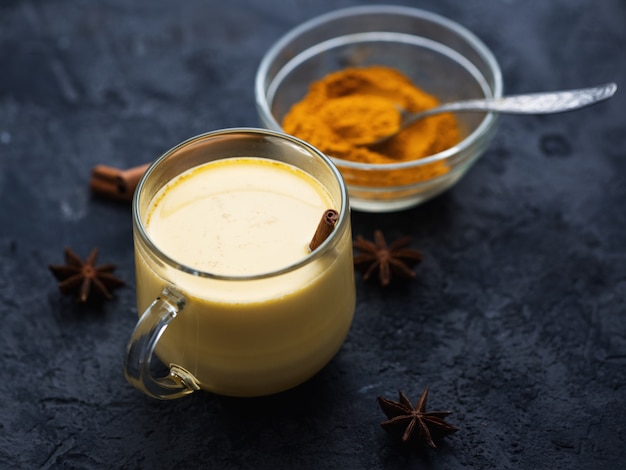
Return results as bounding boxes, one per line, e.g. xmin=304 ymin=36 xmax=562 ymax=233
xmin=282 ymin=66 xmax=461 ymax=187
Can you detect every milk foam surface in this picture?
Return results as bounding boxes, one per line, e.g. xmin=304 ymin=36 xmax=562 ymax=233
xmin=146 ymin=157 xmax=334 ymax=276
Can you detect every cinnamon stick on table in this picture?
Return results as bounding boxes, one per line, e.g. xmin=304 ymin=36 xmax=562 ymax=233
xmin=90 ymin=163 xmax=150 ymax=202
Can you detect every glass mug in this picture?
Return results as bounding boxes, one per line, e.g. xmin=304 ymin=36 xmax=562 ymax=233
xmin=124 ymin=128 xmax=356 ymax=399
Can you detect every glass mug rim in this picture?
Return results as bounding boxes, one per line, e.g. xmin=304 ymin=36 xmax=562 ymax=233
xmin=132 ymin=127 xmax=350 ymax=281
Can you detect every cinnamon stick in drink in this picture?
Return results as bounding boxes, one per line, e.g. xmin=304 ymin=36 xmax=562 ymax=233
xmin=309 ymin=209 xmax=339 ymax=251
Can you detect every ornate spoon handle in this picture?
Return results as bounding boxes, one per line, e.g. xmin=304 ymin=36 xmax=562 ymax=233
xmin=417 ymin=82 xmax=617 ymax=117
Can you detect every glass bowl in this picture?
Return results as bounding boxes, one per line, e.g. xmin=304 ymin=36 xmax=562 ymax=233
xmin=255 ymin=5 xmax=503 ymax=212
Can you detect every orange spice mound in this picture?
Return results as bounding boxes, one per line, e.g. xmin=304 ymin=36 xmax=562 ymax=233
xmin=282 ymin=66 xmax=461 ymax=187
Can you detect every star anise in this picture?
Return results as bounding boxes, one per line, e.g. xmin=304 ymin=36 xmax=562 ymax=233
xmin=353 ymin=230 xmax=422 ymax=286
xmin=378 ymin=388 xmax=459 ymax=448
xmin=49 ymin=247 xmax=125 ymax=303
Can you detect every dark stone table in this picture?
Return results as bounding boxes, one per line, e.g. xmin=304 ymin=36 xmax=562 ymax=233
xmin=1 ymin=0 xmax=625 ymax=468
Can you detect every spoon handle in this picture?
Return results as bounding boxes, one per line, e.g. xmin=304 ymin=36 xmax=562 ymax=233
xmin=422 ymin=82 xmax=617 ymax=116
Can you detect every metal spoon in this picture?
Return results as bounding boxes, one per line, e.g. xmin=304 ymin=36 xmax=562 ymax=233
xmin=365 ymin=82 xmax=617 ymax=145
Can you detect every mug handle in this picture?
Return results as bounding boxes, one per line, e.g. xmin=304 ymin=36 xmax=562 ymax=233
xmin=124 ymin=286 xmax=200 ymax=399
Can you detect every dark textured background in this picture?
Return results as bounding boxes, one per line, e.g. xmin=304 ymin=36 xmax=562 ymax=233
xmin=1 ymin=0 xmax=625 ymax=468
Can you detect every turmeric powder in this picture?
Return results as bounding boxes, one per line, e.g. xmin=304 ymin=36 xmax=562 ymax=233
xmin=282 ymin=66 xmax=461 ymax=187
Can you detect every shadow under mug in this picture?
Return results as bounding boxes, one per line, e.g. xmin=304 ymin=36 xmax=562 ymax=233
xmin=124 ymin=128 xmax=356 ymax=399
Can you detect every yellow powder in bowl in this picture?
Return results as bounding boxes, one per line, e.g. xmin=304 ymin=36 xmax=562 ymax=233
xmin=282 ymin=66 xmax=461 ymax=187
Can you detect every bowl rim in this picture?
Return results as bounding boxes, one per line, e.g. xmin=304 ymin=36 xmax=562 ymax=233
xmin=255 ymin=4 xmax=503 ymax=170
